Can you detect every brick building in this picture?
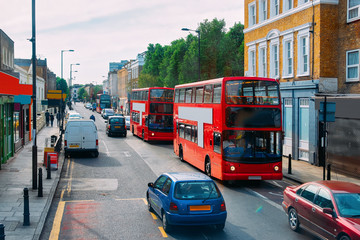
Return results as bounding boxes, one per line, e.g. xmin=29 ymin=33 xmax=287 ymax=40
xmin=244 ymin=0 xmax=360 ymax=165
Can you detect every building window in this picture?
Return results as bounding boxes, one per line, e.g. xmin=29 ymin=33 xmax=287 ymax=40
xmin=270 ymin=41 xmax=279 ymax=78
xmin=248 ymin=46 xmax=256 ymax=76
xmin=258 ymin=45 xmax=267 ymax=77
xmin=270 ymin=0 xmax=279 ymax=18
xmin=299 ymin=0 xmax=309 ymax=4
xmin=348 ymin=0 xmax=360 ymax=22
xmin=297 ymin=31 xmax=310 ymax=76
xmin=259 ymin=0 xmax=267 ymax=22
xmin=283 ymin=0 xmax=293 ymax=12
xmin=283 ymin=35 xmax=293 ymax=78
xmin=346 ymin=50 xmax=359 ymax=82
xmin=249 ymin=1 xmax=257 ymax=26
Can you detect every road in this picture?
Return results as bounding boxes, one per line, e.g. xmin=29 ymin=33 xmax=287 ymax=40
xmin=40 ymin=104 xmax=318 ymax=240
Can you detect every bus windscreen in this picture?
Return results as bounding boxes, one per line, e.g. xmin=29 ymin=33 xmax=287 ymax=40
xmin=225 ymin=80 xmax=279 ymax=105
xmin=148 ymin=115 xmax=173 ymax=132
xmin=150 ymin=89 xmax=174 ymax=102
xmin=226 ymin=107 xmax=281 ymax=128
xmin=222 ymin=130 xmax=282 ymax=163
xmin=150 ymin=103 xmax=173 ymax=114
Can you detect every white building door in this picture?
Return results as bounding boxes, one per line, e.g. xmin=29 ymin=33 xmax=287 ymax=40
xmin=283 ymin=98 xmax=292 ymax=156
xmin=299 ymin=98 xmax=310 ymax=161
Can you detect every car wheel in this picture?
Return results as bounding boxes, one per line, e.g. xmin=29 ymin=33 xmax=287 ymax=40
xmin=205 ymin=158 xmax=211 ymax=177
xmin=338 ymin=234 xmax=351 ymax=240
xmin=288 ymin=208 xmax=300 ymax=231
xmin=93 ymin=151 xmax=99 ymax=158
xmin=147 ymin=197 xmax=154 ymax=212
xmin=162 ymin=212 xmax=171 ymax=233
xmin=215 ymin=223 xmax=225 ymax=231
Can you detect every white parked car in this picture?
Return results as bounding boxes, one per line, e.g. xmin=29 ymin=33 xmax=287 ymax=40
xmin=64 ymin=120 xmax=99 ymax=158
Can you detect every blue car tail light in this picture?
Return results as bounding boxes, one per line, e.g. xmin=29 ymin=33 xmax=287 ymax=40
xmin=170 ymin=202 xmax=178 ymax=213
xmin=220 ymin=201 xmax=226 ymax=212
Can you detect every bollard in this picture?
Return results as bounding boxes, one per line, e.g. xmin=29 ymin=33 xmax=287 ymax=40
xmin=47 ymin=155 xmax=51 ymax=180
xmin=0 ymin=223 xmax=5 ymax=240
xmin=288 ymin=154 xmax=292 ymax=174
xmin=38 ymin=168 xmax=43 ymax=197
xmin=23 ymin=188 xmax=30 ymax=226
xmin=327 ymin=164 xmax=331 ymax=180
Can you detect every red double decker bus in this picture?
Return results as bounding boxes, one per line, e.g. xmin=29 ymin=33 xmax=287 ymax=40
xmin=130 ymin=87 xmax=174 ymax=141
xmin=173 ymin=77 xmax=283 ymax=181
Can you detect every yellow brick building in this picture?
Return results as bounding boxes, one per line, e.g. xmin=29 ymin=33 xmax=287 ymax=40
xmin=244 ymin=0 xmax=360 ymax=165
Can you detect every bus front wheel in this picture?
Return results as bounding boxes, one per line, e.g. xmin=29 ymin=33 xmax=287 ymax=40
xmin=205 ymin=158 xmax=211 ymax=177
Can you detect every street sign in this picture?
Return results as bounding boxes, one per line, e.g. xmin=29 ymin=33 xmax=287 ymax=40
xmin=41 ymin=100 xmax=48 ymax=105
xmin=319 ymin=102 xmax=336 ymax=122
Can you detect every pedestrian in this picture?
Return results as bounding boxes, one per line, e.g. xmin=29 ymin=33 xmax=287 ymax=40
xmin=50 ymin=113 xmax=54 ymax=127
xmin=45 ymin=110 xmax=50 ymax=127
xmin=90 ymin=114 xmax=95 ymax=122
xmin=56 ymin=112 xmax=60 ymax=126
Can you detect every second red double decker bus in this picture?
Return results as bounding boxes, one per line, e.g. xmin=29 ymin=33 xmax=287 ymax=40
xmin=173 ymin=77 xmax=283 ymax=181
xmin=130 ymin=87 xmax=174 ymax=141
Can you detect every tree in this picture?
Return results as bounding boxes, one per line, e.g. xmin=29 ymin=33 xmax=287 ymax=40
xmin=56 ymin=77 xmax=69 ymax=96
xmin=139 ymin=18 xmax=245 ymax=88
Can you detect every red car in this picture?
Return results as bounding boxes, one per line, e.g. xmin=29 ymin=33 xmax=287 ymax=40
xmin=282 ymin=181 xmax=360 ymax=240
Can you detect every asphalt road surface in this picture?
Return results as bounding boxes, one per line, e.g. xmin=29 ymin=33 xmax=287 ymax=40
xmin=40 ymin=104 xmax=319 ymax=240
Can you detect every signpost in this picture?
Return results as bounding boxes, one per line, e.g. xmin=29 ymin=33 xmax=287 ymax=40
xmin=319 ymin=96 xmax=336 ymax=180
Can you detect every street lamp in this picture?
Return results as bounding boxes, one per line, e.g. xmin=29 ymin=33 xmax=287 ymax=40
xmin=69 ymin=63 xmax=80 ymax=104
xmin=182 ymin=27 xmax=200 ymax=81
xmin=61 ymin=49 xmax=74 ymax=80
xmin=60 ymin=50 xmax=74 ymax=130
xmin=70 ymin=63 xmax=80 ymax=88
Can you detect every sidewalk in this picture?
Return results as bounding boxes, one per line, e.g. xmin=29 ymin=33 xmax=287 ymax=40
xmin=282 ymin=156 xmax=360 ymax=185
xmin=0 ymin=125 xmax=64 ymax=240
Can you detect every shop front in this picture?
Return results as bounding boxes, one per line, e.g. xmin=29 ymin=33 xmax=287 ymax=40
xmin=0 ymin=96 xmax=14 ymax=164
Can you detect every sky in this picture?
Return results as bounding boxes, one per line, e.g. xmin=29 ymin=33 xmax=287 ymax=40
xmin=1 ymin=0 xmax=244 ymax=85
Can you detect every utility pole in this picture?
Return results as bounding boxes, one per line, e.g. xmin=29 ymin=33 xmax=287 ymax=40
xmin=31 ymin=0 xmax=37 ymax=190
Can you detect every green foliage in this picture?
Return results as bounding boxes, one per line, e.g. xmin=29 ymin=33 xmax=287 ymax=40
xmin=91 ymin=85 xmax=103 ymax=101
xmin=138 ymin=73 xmax=162 ymax=88
xmin=139 ymin=18 xmax=244 ymax=88
xmin=56 ymin=77 xmax=69 ymax=96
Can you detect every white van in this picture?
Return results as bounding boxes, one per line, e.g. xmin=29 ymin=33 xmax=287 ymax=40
xmin=64 ymin=120 xmax=99 ymax=157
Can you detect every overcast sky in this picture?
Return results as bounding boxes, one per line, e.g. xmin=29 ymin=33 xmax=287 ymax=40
xmin=1 ymin=0 xmax=244 ymax=85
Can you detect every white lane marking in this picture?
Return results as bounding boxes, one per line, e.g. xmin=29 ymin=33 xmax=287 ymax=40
xmin=269 ymin=192 xmax=283 ymax=197
xmin=271 ymin=180 xmax=283 ymax=188
xmin=102 ymin=140 xmax=110 ymax=156
xmin=124 ymin=151 xmax=131 ymax=157
xmin=245 ymin=188 xmax=268 ymax=200
xmin=245 ymin=188 xmax=283 ymax=211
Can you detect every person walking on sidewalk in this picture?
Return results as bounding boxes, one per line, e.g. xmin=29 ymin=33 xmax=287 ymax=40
xmin=45 ymin=110 xmax=50 ymax=127
xmin=56 ymin=112 xmax=60 ymax=126
xmin=50 ymin=113 xmax=54 ymax=127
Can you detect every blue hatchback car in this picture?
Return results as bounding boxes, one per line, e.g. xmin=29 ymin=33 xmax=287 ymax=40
xmin=146 ymin=172 xmax=227 ymax=232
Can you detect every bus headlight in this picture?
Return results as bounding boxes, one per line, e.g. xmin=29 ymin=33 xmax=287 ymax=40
xmin=230 ymin=166 xmax=236 ymax=171
xmin=152 ymin=133 xmax=155 ymax=136
xmin=274 ymin=165 xmax=279 ymax=172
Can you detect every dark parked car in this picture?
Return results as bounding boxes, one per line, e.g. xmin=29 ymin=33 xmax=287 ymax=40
xmin=147 ymin=172 xmax=227 ymax=233
xmin=105 ymin=116 xmax=127 ymax=137
xmin=282 ymin=181 xmax=360 ymax=240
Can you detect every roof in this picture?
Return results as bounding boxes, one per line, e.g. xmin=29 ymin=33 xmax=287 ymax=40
xmin=165 ymin=172 xmax=212 ymax=182
xmin=314 ymin=181 xmax=360 ymax=193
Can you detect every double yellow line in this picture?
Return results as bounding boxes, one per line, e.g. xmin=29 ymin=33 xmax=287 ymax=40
xmin=49 ymin=158 xmax=76 ymax=240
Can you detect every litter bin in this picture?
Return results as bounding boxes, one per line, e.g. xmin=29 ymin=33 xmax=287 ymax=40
xmin=47 ymin=152 xmax=58 ymax=170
